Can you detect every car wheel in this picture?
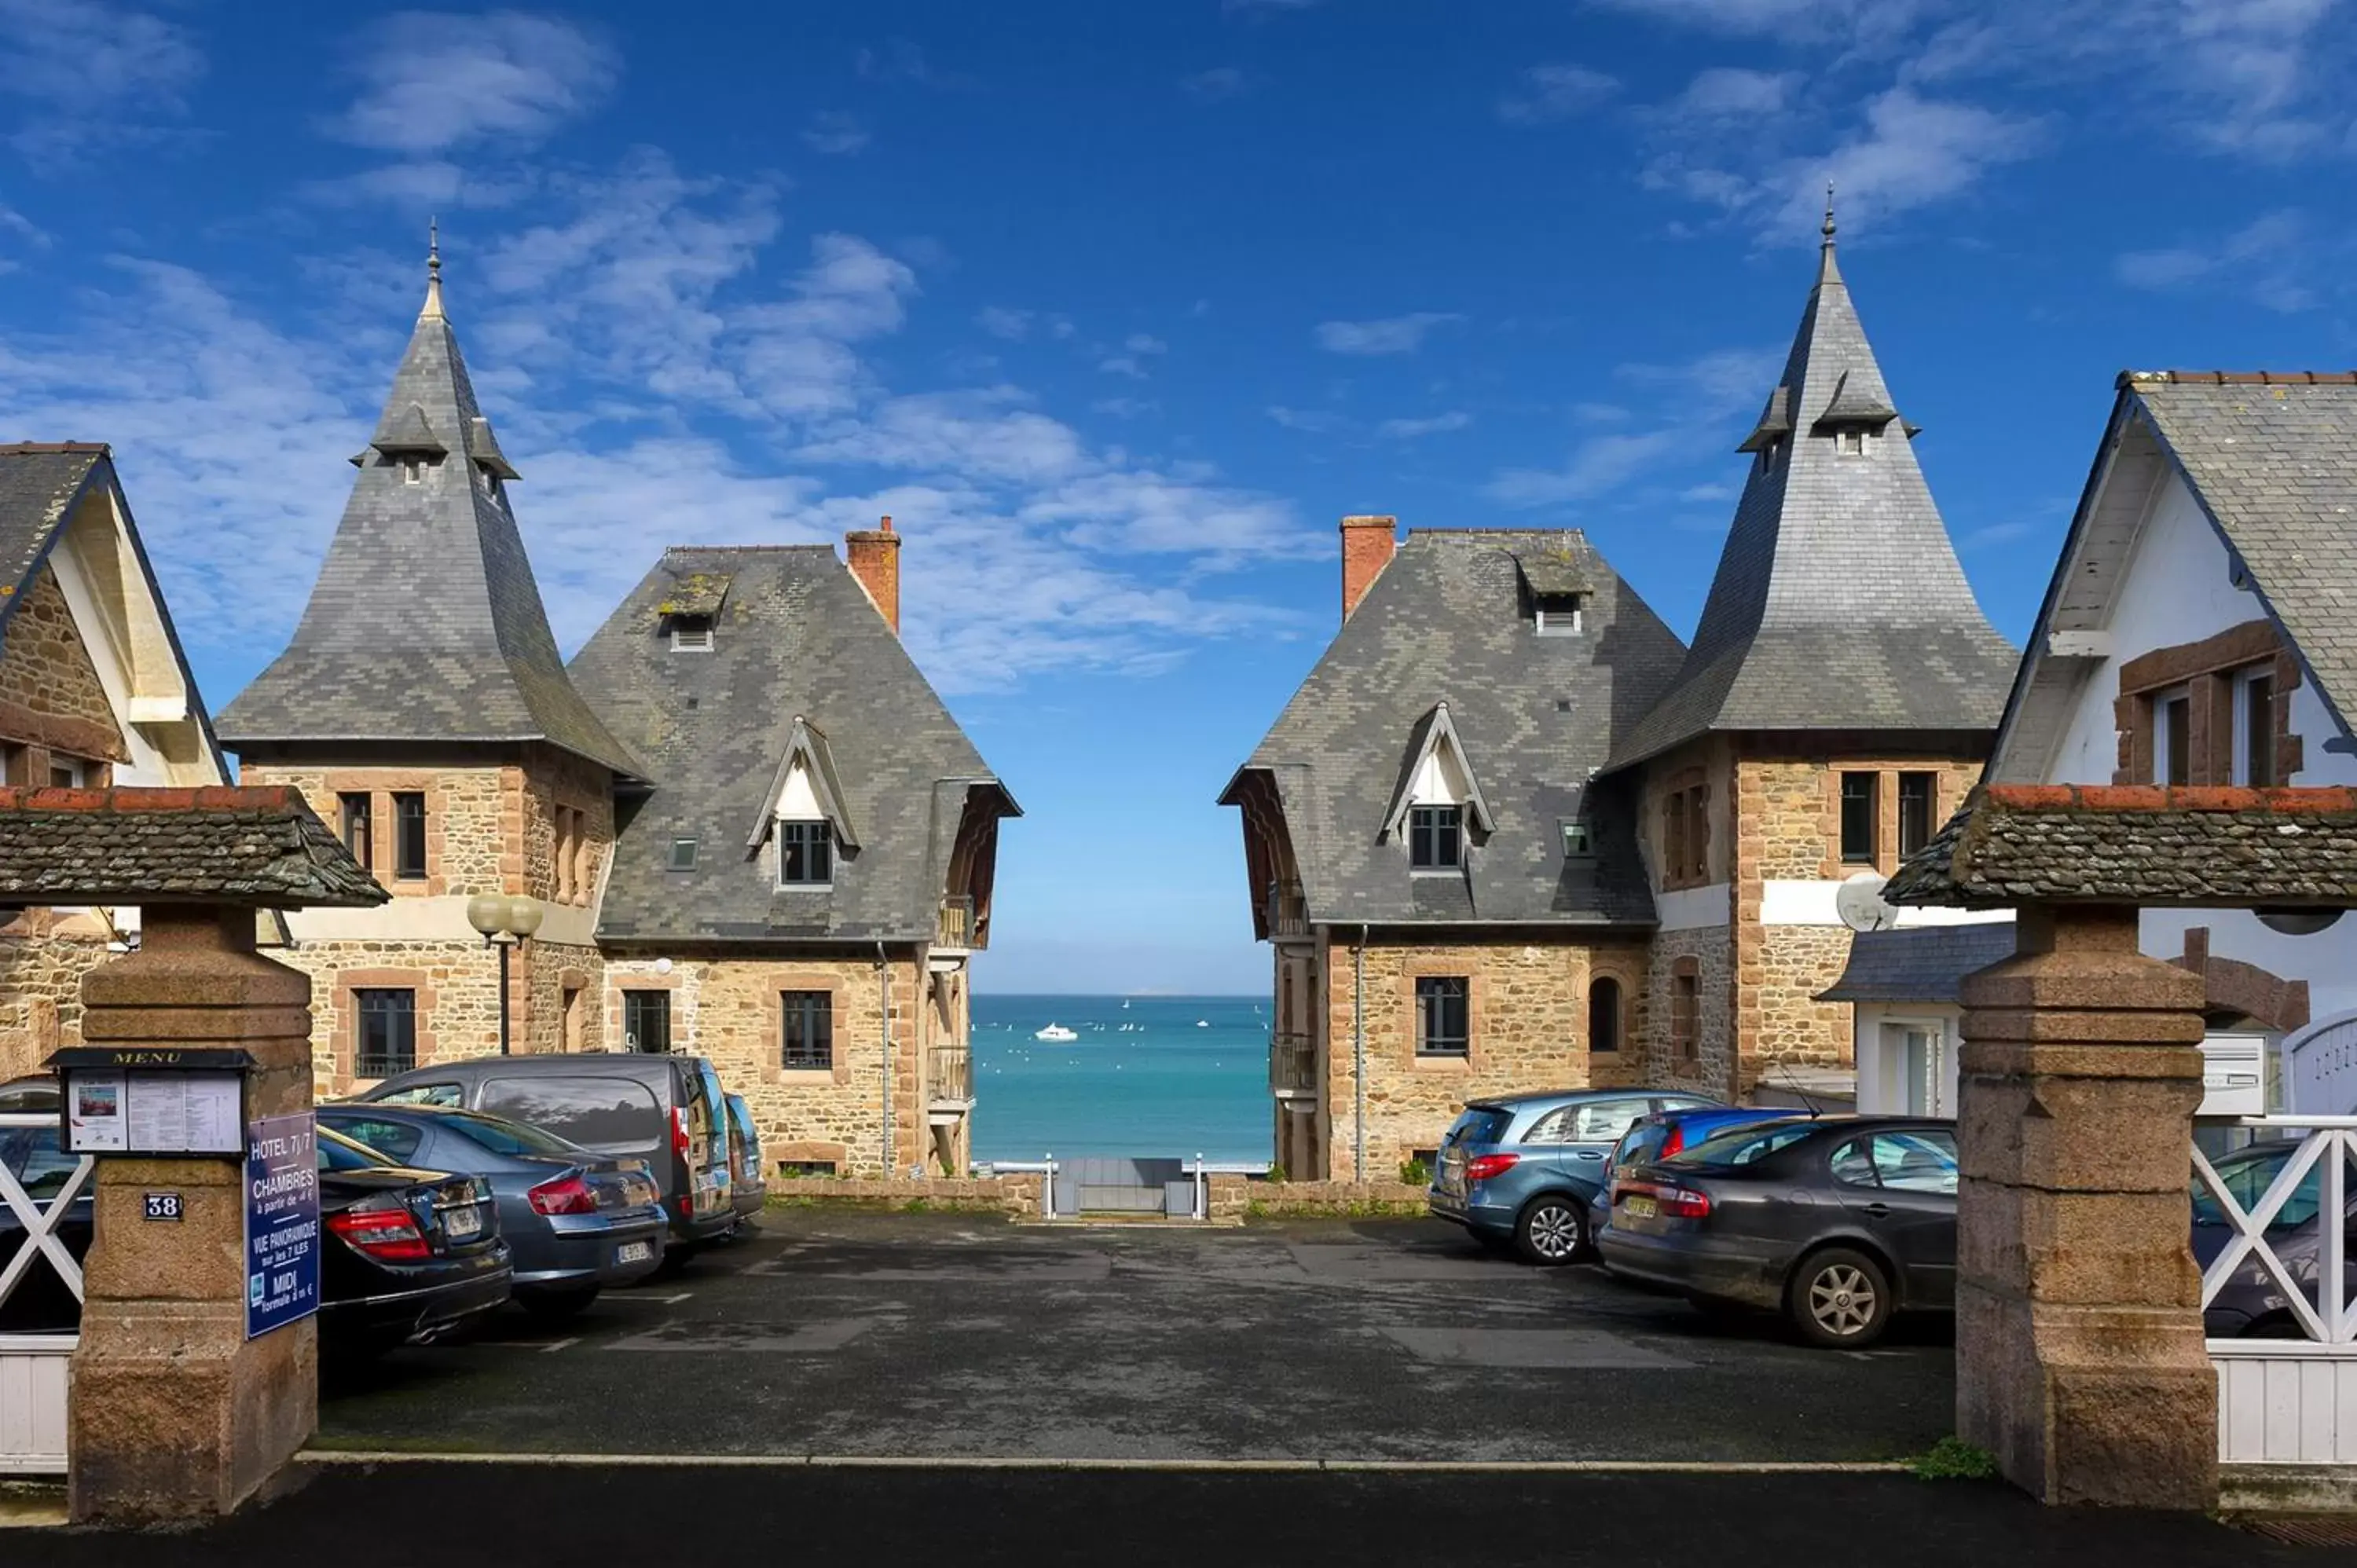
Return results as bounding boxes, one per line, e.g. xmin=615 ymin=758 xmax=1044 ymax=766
xmin=1514 ymin=1196 xmax=1587 ymax=1266
xmin=1787 ymin=1247 xmax=1893 ymax=1348
xmin=518 ymin=1287 xmax=600 ymax=1322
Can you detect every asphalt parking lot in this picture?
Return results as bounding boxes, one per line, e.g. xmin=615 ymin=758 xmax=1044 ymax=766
xmin=319 ymin=1211 xmax=1956 ymax=1462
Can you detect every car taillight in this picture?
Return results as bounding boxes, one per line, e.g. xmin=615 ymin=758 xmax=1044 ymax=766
xmin=1660 ymin=1186 xmax=1712 ymax=1218
xmin=528 ymin=1171 xmax=599 ymax=1216
xmin=673 ymin=1106 xmax=692 ymax=1160
xmin=1661 ymin=1126 xmax=1686 ymax=1157
xmin=1464 ymin=1153 xmax=1519 ymax=1183
xmin=328 ymin=1200 xmax=430 ymax=1261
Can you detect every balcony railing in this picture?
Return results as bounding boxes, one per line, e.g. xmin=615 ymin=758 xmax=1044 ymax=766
xmin=930 ymin=1044 xmax=973 ymax=1105
xmin=938 ymin=896 xmax=977 ymax=950
xmin=1265 ymin=879 xmax=1309 ymax=940
xmin=1270 ymin=1030 xmax=1316 ymax=1097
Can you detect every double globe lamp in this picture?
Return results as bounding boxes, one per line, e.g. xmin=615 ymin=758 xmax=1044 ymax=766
xmin=465 ymin=892 xmax=544 ymax=1056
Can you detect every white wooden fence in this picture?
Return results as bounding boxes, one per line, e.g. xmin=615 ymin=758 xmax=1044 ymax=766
xmin=0 ymin=1110 xmax=90 ymax=1475
xmin=2194 ymin=1115 xmax=2357 ymax=1465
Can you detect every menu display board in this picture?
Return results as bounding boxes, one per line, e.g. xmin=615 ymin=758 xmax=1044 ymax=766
xmin=62 ymin=1068 xmax=245 ymax=1156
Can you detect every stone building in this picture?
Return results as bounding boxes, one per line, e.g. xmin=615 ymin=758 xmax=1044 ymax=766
xmin=1222 ymin=209 xmax=2017 ymax=1178
xmin=0 ymin=443 xmax=231 ymax=1077
xmin=214 ymin=244 xmax=1016 ymax=1175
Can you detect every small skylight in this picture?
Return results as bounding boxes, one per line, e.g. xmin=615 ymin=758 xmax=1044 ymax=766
xmin=669 ymin=837 xmax=698 ymax=871
xmin=1534 ymin=592 xmax=1583 ymax=637
xmin=1561 ymin=819 xmax=1593 ymax=860
xmin=670 ymin=615 xmax=715 ymax=653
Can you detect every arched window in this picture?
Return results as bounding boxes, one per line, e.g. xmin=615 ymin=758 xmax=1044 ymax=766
xmin=1589 ymin=976 xmax=1622 ymax=1054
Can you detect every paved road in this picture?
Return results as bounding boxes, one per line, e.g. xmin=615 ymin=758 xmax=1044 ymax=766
xmin=319 ymin=1211 xmax=1956 ymax=1461
xmin=9 ymin=1466 xmax=2347 ymax=1564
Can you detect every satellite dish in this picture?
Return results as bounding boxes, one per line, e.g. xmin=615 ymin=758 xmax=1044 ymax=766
xmin=1835 ymin=872 xmax=1900 ymax=933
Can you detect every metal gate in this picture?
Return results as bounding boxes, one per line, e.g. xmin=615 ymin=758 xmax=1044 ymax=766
xmin=1055 ymin=1157 xmax=1190 ymax=1216
xmin=1 ymin=1109 xmax=93 ymax=1475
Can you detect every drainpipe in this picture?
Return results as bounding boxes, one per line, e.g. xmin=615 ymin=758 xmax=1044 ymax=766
xmin=1354 ymin=925 xmax=1369 ymax=1183
xmin=877 ymin=941 xmax=893 ymax=1178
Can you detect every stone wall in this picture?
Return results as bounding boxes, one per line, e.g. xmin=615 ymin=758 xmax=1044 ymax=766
xmin=0 ymin=566 xmax=125 ymax=775
xmin=603 ymin=947 xmax=927 ymax=1178
xmin=0 ymin=914 xmax=112 ymax=1078
xmin=1746 ymin=924 xmax=1857 ymax=1091
xmin=1320 ymin=933 xmax=1605 ymax=1178
xmin=271 ymin=936 xmax=505 ymax=1096
xmin=768 ymin=1174 xmax=1043 ymax=1218
xmin=245 ymin=763 xmax=506 ymax=898
xmin=517 ymin=745 xmax=614 ymax=909
xmin=522 ymin=940 xmax=603 ymax=1057
xmin=1642 ymin=925 xmax=1733 ymax=1097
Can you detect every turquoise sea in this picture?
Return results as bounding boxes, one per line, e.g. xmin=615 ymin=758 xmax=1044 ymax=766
xmin=970 ymin=995 xmax=1273 ymax=1164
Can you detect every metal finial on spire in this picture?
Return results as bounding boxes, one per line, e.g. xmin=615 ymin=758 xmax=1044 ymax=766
xmin=421 ymin=216 xmax=446 ymax=320
xmin=1821 ymin=183 xmax=1836 ymax=243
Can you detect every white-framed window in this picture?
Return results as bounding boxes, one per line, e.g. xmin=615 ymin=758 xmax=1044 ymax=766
xmin=47 ymin=756 xmax=86 ymax=788
xmin=2154 ymin=686 xmax=2192 ymax=785
xmin=669 ymin=616 xmax=715 ymax=653
xmin=2232 ymin=666 xmax=2278 ymax=787
xmin=1533 ymin=593 xmax=1583 ymax=637
xmin=401 ymin=458 xmax=424 ymax=484
xmin=1836 ymin=429 xmax=1865 ymax=456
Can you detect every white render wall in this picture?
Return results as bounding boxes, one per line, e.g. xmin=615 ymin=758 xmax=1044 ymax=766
xmin=2044 ymin=468 xmax=2357 ymax=1048
xmin=1853 ymin=1001 xmax=1964 ymax=1116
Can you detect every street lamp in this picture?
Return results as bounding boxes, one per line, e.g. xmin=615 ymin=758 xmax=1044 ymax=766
xmin=465 ymin=893 xmax=544 ymax=1055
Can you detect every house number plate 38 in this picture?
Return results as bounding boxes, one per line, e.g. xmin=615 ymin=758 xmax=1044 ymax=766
xmin=143 ymin=1192 xmax=184 ymax=1221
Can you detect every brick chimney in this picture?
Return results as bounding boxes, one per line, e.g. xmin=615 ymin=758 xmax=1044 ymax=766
xmin=845 ymin=515 xmax=902 ymax=634
xmin=1340 ymin=515 xmax=1398 ymax=622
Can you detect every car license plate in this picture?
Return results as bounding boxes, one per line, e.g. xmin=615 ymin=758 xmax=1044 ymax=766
xmin=616 ymin=1240 xmax=654 ymax=1266
xmin=444 ymin=1204 xmax=482 ymax=1239
xmin=1623 ymin=1195 xmax=1658 ymax=1220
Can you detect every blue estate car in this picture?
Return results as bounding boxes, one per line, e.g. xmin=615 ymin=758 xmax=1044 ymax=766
xmin=1431 ymin=1089 xmax=1721 ymax=1264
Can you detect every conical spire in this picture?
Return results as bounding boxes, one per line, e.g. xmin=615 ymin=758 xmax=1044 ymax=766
xmin=1605 ymin=221 xmax=2016 ymax=769
xmin=218 ymin=237 xmax=644 ymax=780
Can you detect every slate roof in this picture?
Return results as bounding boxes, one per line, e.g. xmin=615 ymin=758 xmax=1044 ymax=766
xmin=1221 ymin=529 xmax=1688 ymax=927
xmin=569 ymin=547 xmax=1019 ymax=944
xmin=0 ymin=445 xmax=107 ymax=625
xmin=1814 ymin=921 xmax=2018 ymax=1004
xmin=1605 ymin=234 xmax=2017 ymax=770
xmin=1885 ymin=784 xmax=2357 ymax=909
xmin=216 ymin=265 xmax=643 ymax=780
xmin=0 ymin=786 xmax=386 ymax=908
xmin=2125 ymin=372 xmax=2357 ymax=735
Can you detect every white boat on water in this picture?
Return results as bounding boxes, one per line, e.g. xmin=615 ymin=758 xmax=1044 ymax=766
xmin=1196 ymin=1020 xmax=1209 ymax=1028
xmin=1035 ymin=1024 xmax=1079 ymax=1042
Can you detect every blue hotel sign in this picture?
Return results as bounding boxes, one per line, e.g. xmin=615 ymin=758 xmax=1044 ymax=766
xmin=244 ymin=1112 xmax=321 ymax=1339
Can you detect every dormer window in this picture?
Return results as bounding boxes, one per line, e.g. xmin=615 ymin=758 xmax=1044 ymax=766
xmin=1409 ymin=805 xmax=1462 ymax=870
xmin=401 ymin=458 xmax=424 ymax=484
xmin=1534 ymin=592 xmax=1583 ymax=637
xmin=1560 ymin=819 xmax=1593 ymax=860
xmin=778 ymin=819 xmax=834 ymax=886
xmin=670 ymin=615 xmax=715 ymax=652
xmin=1837 ymin=429 xmax=1865 ymax=456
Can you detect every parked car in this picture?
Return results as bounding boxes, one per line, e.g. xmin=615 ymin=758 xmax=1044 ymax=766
xmin=358 ymin=1053 xmax=738 ymax=1257
xmin=2194 ymin=1136 xmax=2357 ymax=1338
xmin=1589 ymin=1104 xmax=1805 ymax=1240
xmin=724 ymin=1094 xmax=766 ymax=1233
xmin=317 ymin=1124 xmax=515 ymax=1352
xmin=1598 ymin=1115 xmax=1957 ymax=1347
xmin=1430 ymin=1089 xmax=1721 ymax=1264
xmin=320 ymin=1104 xmax=667 ymax=1318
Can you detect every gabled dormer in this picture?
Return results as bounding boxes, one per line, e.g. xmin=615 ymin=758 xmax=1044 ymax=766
xmin=747 ymin=716 xmax=858 ymax=888
xmin=1381 ymin=702 xmax=1496 ymax=872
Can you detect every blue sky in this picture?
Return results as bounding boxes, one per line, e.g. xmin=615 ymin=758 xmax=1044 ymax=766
xmin=2 ymin=1 xmax=2353 ymax=994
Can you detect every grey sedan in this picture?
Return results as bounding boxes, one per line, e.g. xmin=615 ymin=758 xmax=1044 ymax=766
xmin=321 ymin=1104 xmax=667 ymax=1321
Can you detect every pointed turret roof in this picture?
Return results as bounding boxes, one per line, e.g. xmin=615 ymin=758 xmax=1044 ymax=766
xmin=218 ymin=236 xmax=644 ymax=780
xmin=1604 ymin=200 xmax=2015 ymax=770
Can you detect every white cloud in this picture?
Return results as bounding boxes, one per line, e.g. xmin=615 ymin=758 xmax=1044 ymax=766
xmin=301 ymin=159 xmax=535 ymax=210
xmin=1618 ymin=346 xmax=1781 ymax=417
xmin=1486 ymin=430 xmax=1688 ymax=506
xmin=856 ymin=40 xmax=938 ymax=84
xmin=977 ymin=306 xmax=1034 ymax=340
xmin=1266 ymin=405 xmax=1348 ymax=434
xmin=802 ymin=112 xmax=871 ymax=156
xmin=1182 ymin=67 xmax=1249 ymax=100
xmin=1959 ymin=519 xmax=2036 ymax=550
xmin=1497 ymin=63 xmax=1619 ymax=125
xmin=2117 ymin=210 xmax=2319 ymax=313
xmin=0 ymin=0 xmax=203 ymax=158
xmin=1124 ymin=333 xmax=1168 ymax=355
xmin=1670 ymin=67 xmax=1800 ymax=118
xmin=1314 ymin=312 xmax=1463 ymax=355
xmin=331 ymin=11 xmax=618 ymax=154
xmin=1376 ymin=411 xmax=1472 ymax=438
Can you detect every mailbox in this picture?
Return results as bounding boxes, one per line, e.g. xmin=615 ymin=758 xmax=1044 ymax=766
xmin=49 ymin=1046 xmax=253 ymax=1157
xmin=2197 ymin=1032 xmax=2269 ymax=1118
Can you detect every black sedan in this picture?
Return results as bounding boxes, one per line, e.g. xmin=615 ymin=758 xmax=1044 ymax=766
xmin=319 ymin=1126 xmax=514 ymax=1354
xmin=321 ymin=1104 xmax=666 ymax=1319
xmin=1597 ymin=1116 xmax=1956 ymax=1347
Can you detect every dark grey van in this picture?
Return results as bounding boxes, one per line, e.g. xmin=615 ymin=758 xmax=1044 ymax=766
xmin=356 ymin=1054 xmax=737 ymax=1253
